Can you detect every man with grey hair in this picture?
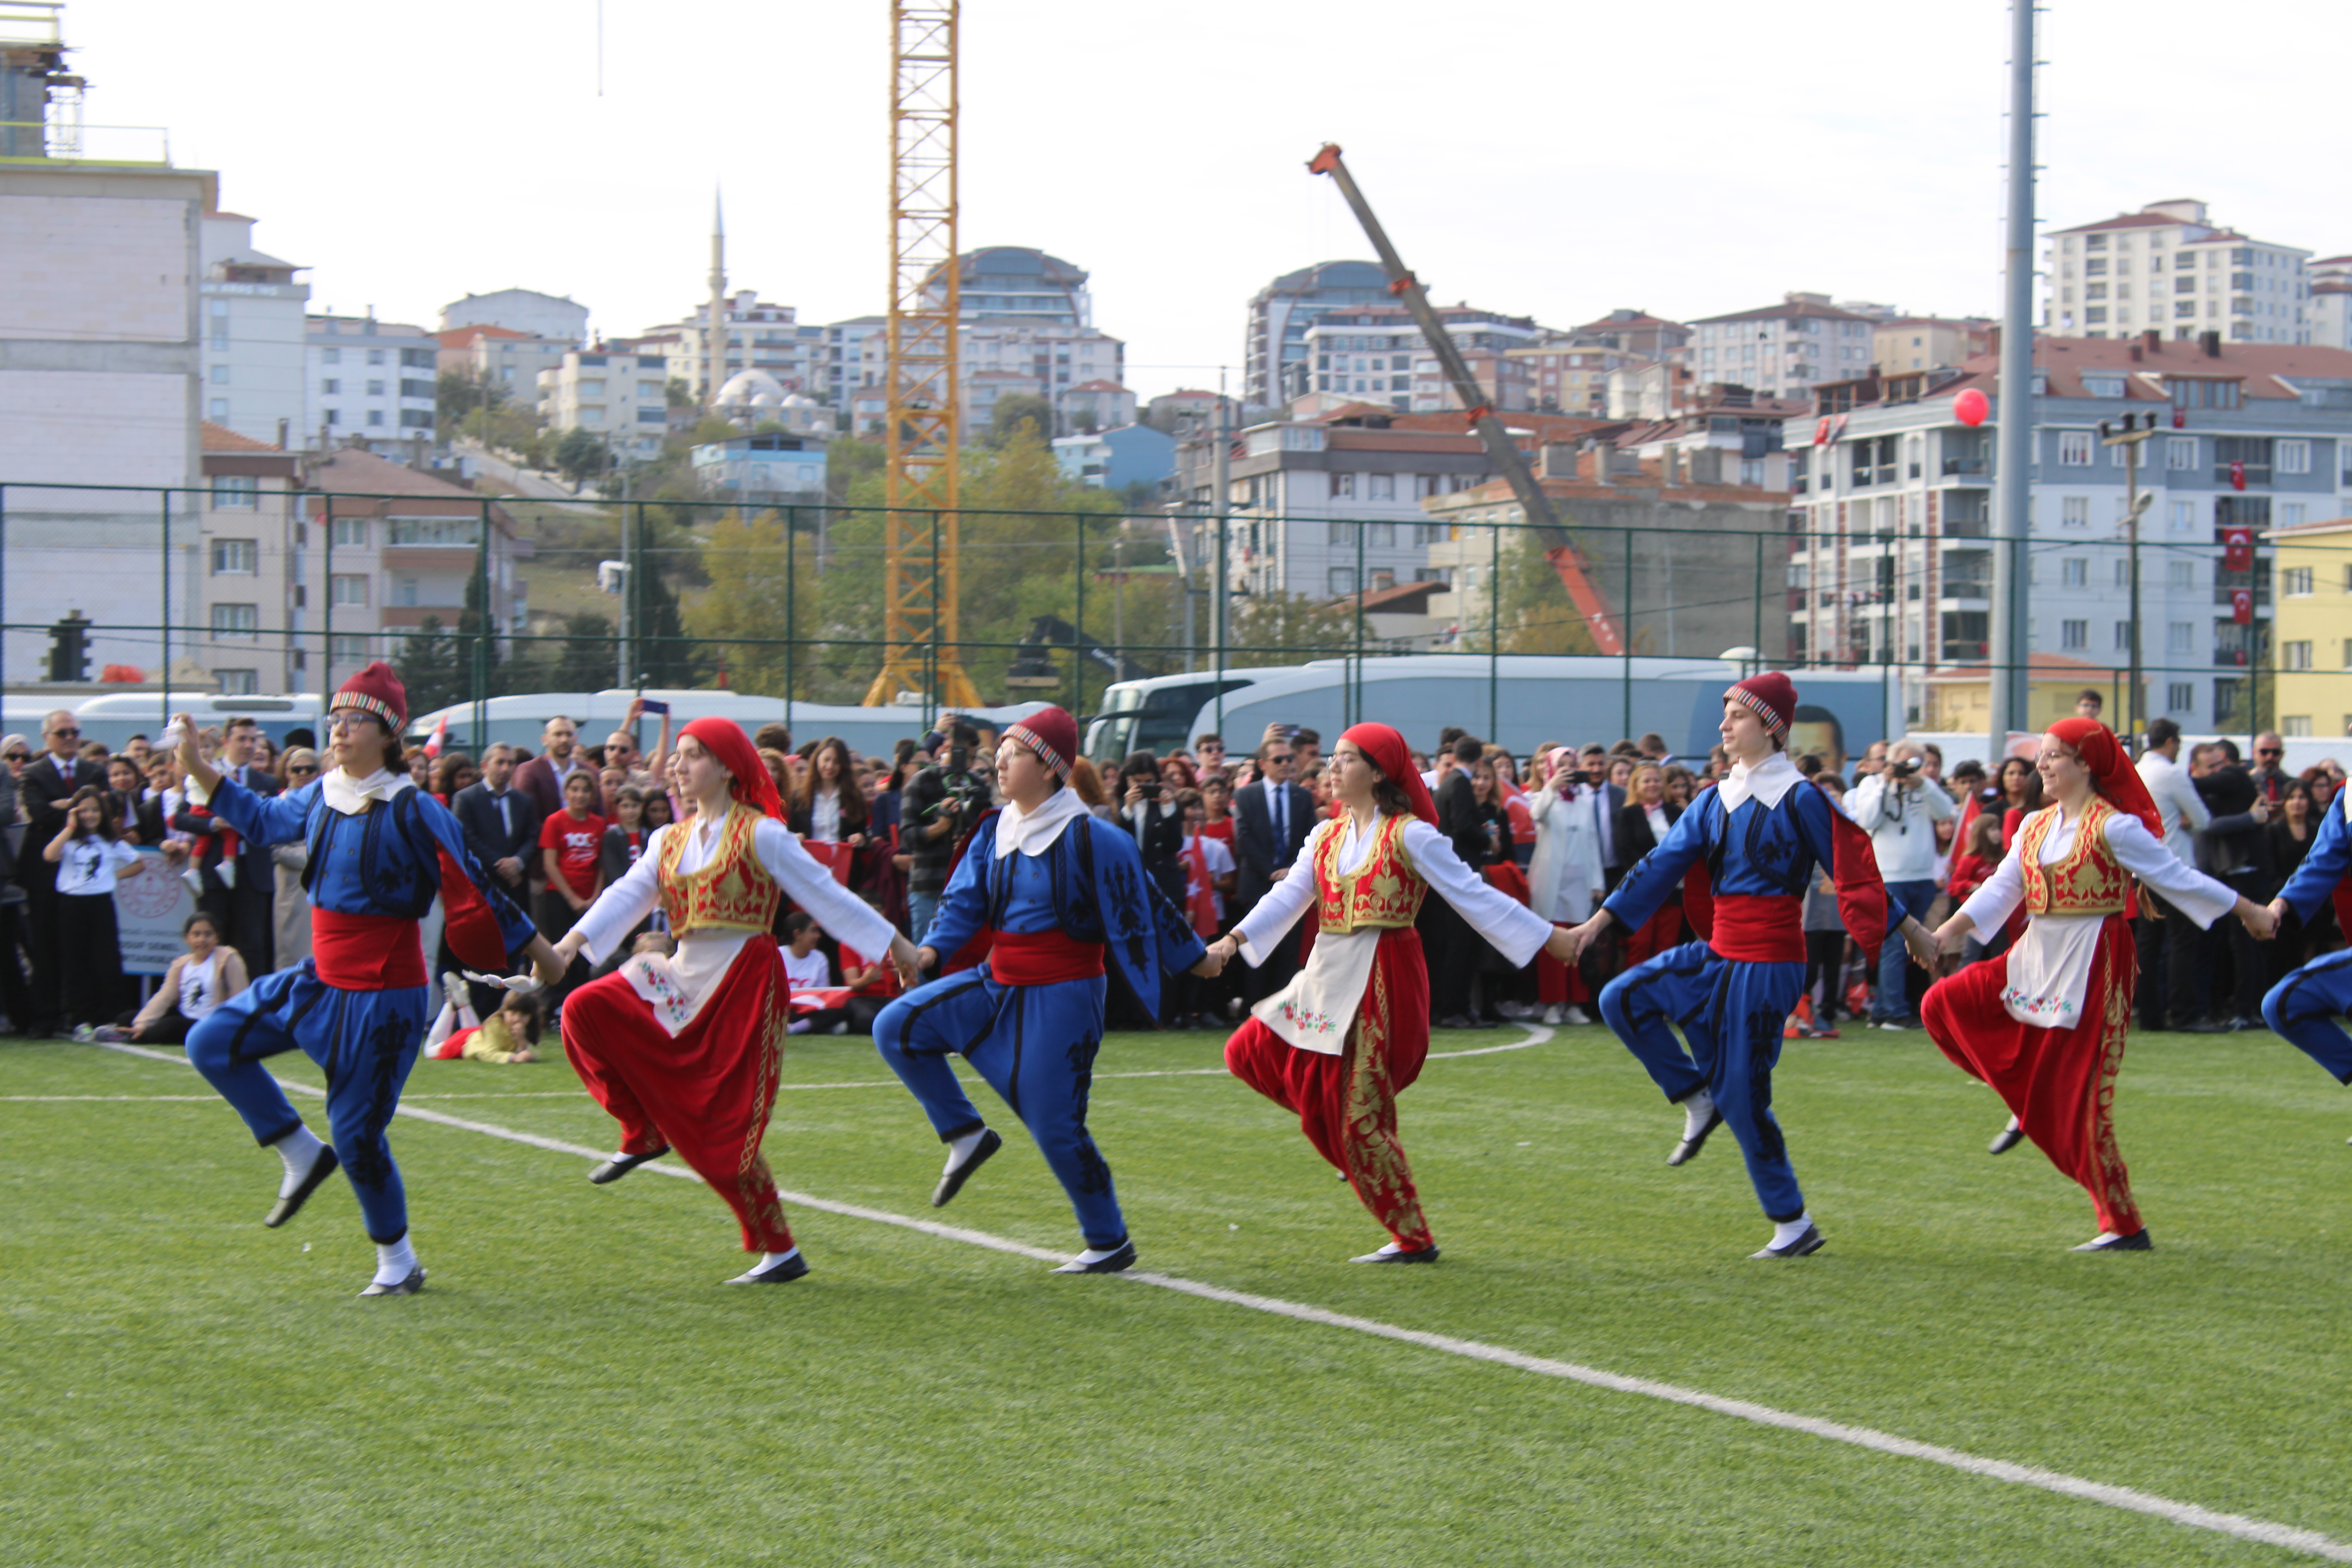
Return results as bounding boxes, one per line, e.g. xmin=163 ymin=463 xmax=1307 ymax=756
xmin=16 ymin=709 xmax=103 ymax=1033
xmin=1847 ymin=739 xmax=1953 ymax=1029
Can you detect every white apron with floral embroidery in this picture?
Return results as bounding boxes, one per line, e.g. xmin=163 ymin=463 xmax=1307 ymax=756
xmin=1996 ymin=913 xmax=2103 ymax=1029
xmin=1251 ymin=926 xmax=1380 ymax=1056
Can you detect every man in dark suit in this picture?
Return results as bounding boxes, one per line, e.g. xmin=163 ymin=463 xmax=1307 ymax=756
xmin=452 ymin=742 xmax=543 ymax=1013
xmin=511 ymin=715 xmax=588 ymax=825
xmin=1426 ymin=736 xmax=1490 ymax=1027
xmin=1230 ymin=736 xmax=1316 ymax=1004
xmin=1579 ymin=744 xmax=1630 ymax=888
xmin=16 ymin=709 xmax=105 ymax=1032
xmin=181 ymin=716 xmax=281 ymax=974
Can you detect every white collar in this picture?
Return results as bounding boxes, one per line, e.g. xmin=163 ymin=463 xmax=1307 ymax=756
xmin=995 ymin=786 xmax=1087 ymax=859
xmin=1715 ymin=751 xmax=1801 ymax=813
xmin=320 ymin=766 xmax=412 ymax=817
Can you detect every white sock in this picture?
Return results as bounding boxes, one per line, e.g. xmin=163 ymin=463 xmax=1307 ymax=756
xmin=787 ymin=1018 xmax=811 ymax=1034
xmin=1073 ymin=1243 xmax=1127 ymax=1264
xmin=2005 ymin=1114 xmax=2023 ymax=1133
xmin=1771 ymin=1213 xmax=1814 ymax=1250
xmin=1369 ymin=1241 xmax=1404 ymax=1256
xmin=373 ymin=1235 xmax=418 ymax=1285
xmin=757 ymin=1247 xmax=800 ymax=1270
xmin=942 ymin=1127 xmax=988 ymax=1174
xmin=271 ymin=1125 xmax=327 ymax=1199
xmin=1680 ymin=1089 xmax=1717 ymax=1142
xmin=424 ymin=1000 xmax=458 ymax=1051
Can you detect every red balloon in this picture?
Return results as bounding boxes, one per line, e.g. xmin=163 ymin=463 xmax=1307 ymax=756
xmin=1953 ymin=387 xmax=1990 ymax=427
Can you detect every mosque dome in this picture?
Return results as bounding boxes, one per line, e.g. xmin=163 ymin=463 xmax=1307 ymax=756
xmin=715 ymin=369 xmax=788 ymax=407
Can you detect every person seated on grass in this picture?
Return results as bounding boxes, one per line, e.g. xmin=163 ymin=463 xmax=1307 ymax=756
xmin=96 ymin=912 xmax=248 ymax=1045
xmin=423 ymin=972 xmax=543 ymax=1063
xmin=779 ymin=911 xmax=843 ymax=1035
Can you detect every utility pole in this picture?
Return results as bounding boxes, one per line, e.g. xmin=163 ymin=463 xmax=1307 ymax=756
xmin=1212 ymin=377 xmax=1231 ymax=737
xmin=1988 ymin=0 xmax=2039 ymax=760
xmin=2100 ymin=413 xmax=2158 ymax=743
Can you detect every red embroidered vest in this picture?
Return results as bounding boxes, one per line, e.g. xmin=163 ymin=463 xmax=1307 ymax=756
xmin=1314 ymin=812 xmax=1427 ymax=934
xmin=2018 ymin=796 xmax=2129 ymax=916
xmin=657 ymin=804 xmax=782 ymax=936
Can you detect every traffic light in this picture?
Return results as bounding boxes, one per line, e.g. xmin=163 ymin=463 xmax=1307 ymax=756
xmin=46 ymin=612 xmax=91 ymax=683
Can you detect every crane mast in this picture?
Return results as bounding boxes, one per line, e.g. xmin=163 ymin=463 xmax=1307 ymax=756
xmin=867 ymin=2 xmax=979 ymax=708
xmin=1307 ymin=144 xmax=1625 ymax=655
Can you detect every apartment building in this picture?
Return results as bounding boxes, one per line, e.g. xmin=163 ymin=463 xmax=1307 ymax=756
xmin=192 ymin=423 xmax=303 ymax=693
xmin=2264 ymin=515 xmax=2352 ymax=738
xmin=198 ymin=211 xmax=309 ymax=448
xmin=437 ymin=324 xmax=575 ymax=406
xmin=1299 ymin=305 xmax=1545 ymax=414
xmin=306 ymin=448 xmax=526 ymax=691
xmin=1244 ymin=260 xmax=1392 ymax=407
xmin=305 ymin=314 xmax=438 ymax=455
xmin=2044 ymin=200 xmax=2312 ymax=345
xmin=1783 ymin=332 xmax=2352 ymax=733
xmin=438 ymin=288 xmax=589 ymax=347
xmin=1508 ymin=341 xmax=1633 ymax=415
xmin=537 ymin=349 xmax=670 ymax=461
xmin=2311 ymin=257 xmax=2352 ymax=352
xmin=633 ymin=290 xmax=824 ymax=407
xmin=1687 ymin=294 xmax=1877 ymax=402
xmin=1872 ymin=317 xmax=1993 ymax=375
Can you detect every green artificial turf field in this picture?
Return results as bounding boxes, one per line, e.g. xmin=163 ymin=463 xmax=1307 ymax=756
xmin=4 ymin=1020 xmax=2350 ymax=1567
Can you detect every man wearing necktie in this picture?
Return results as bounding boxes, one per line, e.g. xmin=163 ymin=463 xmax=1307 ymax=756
xmin=16 ymin=710 xmax=106 ymax=1032
xmin=452 ymin=743 xmax=543 ymax=1013
xmin=1232 ymin=738 xmax=1316 ymax=1005
xmin=191 ymin=717 xmax=281 ymax=974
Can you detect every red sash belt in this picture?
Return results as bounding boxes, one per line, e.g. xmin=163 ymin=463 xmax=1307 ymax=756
xmin=988 ymin=928 xmax=1105 ymax=986
xmin=1706 ymin=894 xmax=1806 ymax=964
xmin=310 ymin=907 xmax=429 ymax=990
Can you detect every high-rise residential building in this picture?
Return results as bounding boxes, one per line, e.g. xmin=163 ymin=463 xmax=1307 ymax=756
xmin=822 ymin=314 xmax=886 ymax=416
xmin=2044 ymin=200 xmax=2312 ymax=345
xmin=436 ymin=324 xmax=575 ymax=407
xmin=631 ymin=290 xmax=824 ymax=407
xmin=855 ymin=246 xmax=1126 ymax=438
xmin=2310 ymin=256 xmax=2352 ymax=352
xmin=0 ymin=11 xmax=214 ymax=684
xmin=1687 ymin=294 xmax=1877 ymax=402
xmin=1782 ymin=334 xmax=2352 ymax=734
xmin=193 ymin=422 xmax=303 ymax=694
xmin=1299 ymin=305 xmax=1545 ymax=414
xmin=1244 ymin=260 xmax=1391 ymax=408
xmin=439 ymin=289 xmax=589 ymax=347
xmin=305 ymin=314 xmax=439 ymax=455
xmin=1560 ymin=309 xmax=1690 ymax=359
xmin=198 ymin=211 xmax=309 ymax=448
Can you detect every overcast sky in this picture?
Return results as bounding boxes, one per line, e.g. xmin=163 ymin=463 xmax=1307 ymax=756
xmin=70 ymin=0 xmax=2345 ymax=402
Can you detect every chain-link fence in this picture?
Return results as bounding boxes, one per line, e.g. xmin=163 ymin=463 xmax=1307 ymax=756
xmin=3 ymin=479 xmax=2347 ymax=759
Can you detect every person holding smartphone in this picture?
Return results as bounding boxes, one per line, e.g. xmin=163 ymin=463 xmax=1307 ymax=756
xmin=1117 ymin=750 xmax=1185 ymax=906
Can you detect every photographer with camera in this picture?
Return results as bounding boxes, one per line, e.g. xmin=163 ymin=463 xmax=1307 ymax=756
xmin=1847 ymin=741 xmax=1954 ymax=1029
xmin=901 ymin=722 xmax=989 ymax=945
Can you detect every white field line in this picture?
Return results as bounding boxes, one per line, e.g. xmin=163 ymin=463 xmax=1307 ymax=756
xmin=73 ymin=1038 xmax=2352 ymax=1562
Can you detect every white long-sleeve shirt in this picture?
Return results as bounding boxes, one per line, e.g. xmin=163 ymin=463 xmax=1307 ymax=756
xmin=1958 ymin=803 xmax=2235 ymax=936
xmin=573 ymin=813 xmax=894 ymax=965
xmin=1847 ymin=769 xmax=1956 ymax=883
xmin=1235 ymin=813 xmax=1552 ymax=970
xmin=2134 ymin=749 xmax=2211 ymax=869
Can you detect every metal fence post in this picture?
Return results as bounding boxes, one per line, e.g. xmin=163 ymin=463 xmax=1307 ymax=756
xmin=319 ymin=496 xmax=333 ymax=709
xmin=160 ymin=489 xmax=172 ymax=728
xmin=1072 ymin=511 xmax=1085 ymax=715
xmin=1620 ymin=526 xmax=1633 ymax=742
xmin=1352 ymin=512 xmax=1365 ymax=727
xmin=1753 ymin=532 xmax=1764 ymax=660
xmin=0 ymin=483 xmax=8 ymax=695
xmin=474 ymin=500 xmax=491 ymax=744
xmin=1214 ymin=512 xmax=1228 ymax=736
xmin=784 ymin=505 xmax=797 ymax=738
xmin=1488 ymin=517 xmax=1499 ymax=741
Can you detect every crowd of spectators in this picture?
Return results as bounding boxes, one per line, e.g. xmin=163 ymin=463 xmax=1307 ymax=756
xmin=5 ymin=685 xmax=2343 ymax=1048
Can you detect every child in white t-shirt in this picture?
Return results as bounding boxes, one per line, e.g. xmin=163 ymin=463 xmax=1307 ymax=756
xmin=46 ymin=785 xmax=143 ymax=1037
xmin=779 ymin=911 xmax=842 ymax=1033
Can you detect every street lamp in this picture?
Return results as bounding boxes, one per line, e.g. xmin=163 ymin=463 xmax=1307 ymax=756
xmin=2099 ymin=412 xmax=2160 ymax=744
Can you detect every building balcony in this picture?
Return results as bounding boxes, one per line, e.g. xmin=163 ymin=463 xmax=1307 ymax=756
xmin=1943 ymin=640 xmax=1989 ymax=661
xmin=1941 ymin=457 xmax=1989 ymax=477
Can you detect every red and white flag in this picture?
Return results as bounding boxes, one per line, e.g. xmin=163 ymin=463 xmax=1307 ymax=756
xmin=423 ymin=713 xmax=448 ymax=758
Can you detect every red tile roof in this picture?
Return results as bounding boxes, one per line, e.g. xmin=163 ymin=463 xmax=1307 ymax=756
xmin=200 ymin=421 xmax=279 ymax=452
xmin=1325 ymin=579 xmax=1448 ymax=613
xmin=1824 ymin=334 xmax=2352 ymax=407
xmin=435 ymin=325 xmax=527 ymax=348
xmin=2050 ymin=212 xmax=2187 ymax=236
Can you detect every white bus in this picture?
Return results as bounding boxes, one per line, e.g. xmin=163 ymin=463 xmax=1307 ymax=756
xmin=1082 ymin=657 xmax=1902 ymax=771
xmin=403 ymin=690 xmax=1058 ymax=759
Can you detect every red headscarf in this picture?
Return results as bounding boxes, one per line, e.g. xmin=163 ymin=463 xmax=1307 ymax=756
xmin=2045 ymin=718 xmax=2162 ymax=839
xmin=1339 ymin=722 xmax=1437 ymax=826
xmin=681 ymin=717 xmax=786 ymax=822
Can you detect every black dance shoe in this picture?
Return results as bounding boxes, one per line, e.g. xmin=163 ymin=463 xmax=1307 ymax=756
xmin=2070 ymin=1228 xmax=2153 ymax=1252
xmin=931 ymin=1127 xmax=1003 ymax=1208
xmin=1350 ymin=1243 xmax=1441 ymax=1264
xmin=263 ymin=1144 xmax=340 ymax=1228
xmin=1667 ymin=1106 xmax=1724 ymax=1167
xmin=1750 ymin=1224 xmax=1826 ymax=1259
xmin=726 ymin=1252 xmax=811 ymax=1284
xmin=1988 ymin=1122 xmax=2025 ymax=1155
xmin=358 ymin=1266 xmax=426 ymax=1298
xmin=588 ymin=1147 xmax=669 ymax=1185
xmin=1052 ymin=1239 xmax=1136 ymax=1274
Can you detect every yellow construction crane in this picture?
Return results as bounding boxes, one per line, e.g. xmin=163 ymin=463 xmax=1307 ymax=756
xmin=865 ymin=1 xmax=980 ymax=708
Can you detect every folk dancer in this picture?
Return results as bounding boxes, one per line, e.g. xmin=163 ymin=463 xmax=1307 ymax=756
xmin=1564 ymin=673 xmax=1927 ymax=1259
xmin=1204 ymin=724 xmax=1572 ymax=1263
xmin=873 ymin=707 xmax=1219 ymax=1275
xmin=2261 ymin=771 xmax=2352 ymax=1121
xmin=1921 ymin=719 xmax=2275 ymax=1250
xmin=549 ymin=719 xmax=919 ymax=1284
xmin=178 ymin=664 xmax=559 ymax=1297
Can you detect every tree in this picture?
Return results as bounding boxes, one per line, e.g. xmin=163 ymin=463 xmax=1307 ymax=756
xmin=664 ymin=377 xmax=693 ymax=409
xmin=1479 ymin=530 xmax=1603 ymax=656
xmin=635 ymin=553 xmax=708 ymax=688
xmin=690 ymin=510 xmax=815 ymax=698
xmin=985 ymin=392 xmax=1055 ymax=449
xmin=1227 ymin=593 xmax=1366 ymax=662
xmin=553 ymin=427 xmax=608 ymax=485
xmin=549 ymin=610 xmax=618 ymax=693
xmin=394 ymin=617 xmax=464 ymax=715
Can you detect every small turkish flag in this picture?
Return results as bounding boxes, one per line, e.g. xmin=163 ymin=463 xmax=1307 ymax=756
xmin=2223 ymin=526 xmax=2253 ymax=572
xmin=2231 ymin=588 xmax=2253 ymax=626
xmin=2230 ymin=458 xmax=2247 ymax=491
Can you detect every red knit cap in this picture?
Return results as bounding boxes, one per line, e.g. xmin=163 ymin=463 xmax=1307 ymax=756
xmin=1725 ymin=671 xmax=1797 ymax=744
xmin=1004 ymin=705 xmax=1078 ymax=781
xmin=333 ymin=661 xmax=408 ymax=731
